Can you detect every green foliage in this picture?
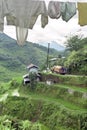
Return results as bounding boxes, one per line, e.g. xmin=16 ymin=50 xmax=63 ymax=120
xmin=65 ymin=35 xmax=83 ymax=51
xmin=0 ymin=73 xmax=87 ymax=130
xmin=35 ymin=82 xmax=87 ymax=109
xmin=0 ymin=115 xmax=16 ymax=130
xmin=0 ymin=115 xmax=50 ymax=130
xmin=64 ymin=35 xmax=87 ymax=75
xmin=0 ymin=82 xmax=11 ymax=95
xmin=19 ymin=120 xmax=32 ymax=129
xmin=9 ymin=79 xmax=21 ymax=89
xmin=1 ymin=96 xmax=86 ymax=130
xmin=41 ymin=72 xmax=87 ymax=87
xmin=64 ymin=49 xmax=87 ymax=74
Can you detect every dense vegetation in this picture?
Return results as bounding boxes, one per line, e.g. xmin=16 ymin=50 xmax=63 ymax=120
xmin=51 ymin=35 xmax=87 ymax=75
xmin=0 ymin=75 xmax=87 ymax=130
xmin=64 ymin=35 xmax=87 ymax=75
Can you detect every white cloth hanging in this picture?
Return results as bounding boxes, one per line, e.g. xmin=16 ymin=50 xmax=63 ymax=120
xmin=6 ymin=0 xmax=48 ymax=29
xmin=0 ymin=0 xmax=9 ymax=31
xmin=16 ymin=27 xmax=28 ymax=46
xmin=1 ymin=0 xmax=48 ymax=45
xmin=6 ymin=0 xmax=48 ymax=45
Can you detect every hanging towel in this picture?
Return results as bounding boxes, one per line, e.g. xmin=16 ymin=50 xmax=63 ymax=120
xmin=61 ymin=2 xmax=76 ymax=22
xmin=78 ymin=2 xmax=87 ymax=26
xmin=48 ymin=1 xmax=61 ymax=19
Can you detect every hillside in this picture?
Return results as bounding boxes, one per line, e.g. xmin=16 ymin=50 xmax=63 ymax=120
xmin=0 ymin=33 xmax=59 ymax=82
xmin=38 ymin=41 xmax=65 ymax=51
xmin=0 ymin=74 xmax=87 ymax=130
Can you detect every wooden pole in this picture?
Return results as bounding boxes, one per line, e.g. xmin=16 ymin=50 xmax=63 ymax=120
xmin=47 ymin=43 xmax=50 ymax=69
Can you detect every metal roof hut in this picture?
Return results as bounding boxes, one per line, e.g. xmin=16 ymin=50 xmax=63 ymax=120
xmin=27 ymin=64 xmax=39 ymax=74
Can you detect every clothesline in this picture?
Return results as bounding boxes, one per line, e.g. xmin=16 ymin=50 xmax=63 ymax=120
xmin=0 ymin=0 xmax=87 ymax=45
xmin=44 ymin=0 xmax=87 ymax=2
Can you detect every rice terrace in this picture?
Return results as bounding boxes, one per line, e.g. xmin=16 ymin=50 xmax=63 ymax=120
xmin=0 ymin=30 xmax=87 ymax=130
xmin=0 ymin=0 xmax=87 ymax=130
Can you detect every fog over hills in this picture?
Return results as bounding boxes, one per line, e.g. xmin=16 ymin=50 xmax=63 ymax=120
xmin=0 ymin=33 xmax=65 ymax=51
xmin=37 ymin=41 xmax=65 ymax=51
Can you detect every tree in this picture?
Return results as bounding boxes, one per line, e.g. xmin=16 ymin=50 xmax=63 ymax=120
xmin=65 ymin=35 xmax=83 ymax=51
xmin=64 ymin=35 xmax=87 ymax=75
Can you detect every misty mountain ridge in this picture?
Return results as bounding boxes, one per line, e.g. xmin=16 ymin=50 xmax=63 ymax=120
xmin=0 ymin=32 xmax=15 ymax=42
xmin=0 ymin=32 xmax=65 ymax=51
xmin=37 ymin=41 xmax=65 ymax=51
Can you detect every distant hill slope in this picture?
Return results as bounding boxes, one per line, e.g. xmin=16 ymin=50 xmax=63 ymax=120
xmin=0 ymin=33 xmax=59 ymax=82
xmin=0 ymin=32 xmax=15 ymax=42
xmin=38 ymin=41 xmax=65 ymax=51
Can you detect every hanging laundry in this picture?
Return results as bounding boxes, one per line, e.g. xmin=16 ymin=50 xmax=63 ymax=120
xmin=78 ymin=2 xmax=87 ymax=26
xmin=2 ymin=0 xmax=48 ymax=45
xmin=16 ymin=27 xmax=28 ymax=46
xmin=0 ymin=0 xmax=9 ymax=32
xmin=61 ymin=2 xmax=76 ymax=22
xmin=48 ymin=1 xmax=61 ymax=19
xmin=0 ymin=0 xmax=4 ymax=32
xmin=5 ymin=0 xmax=48 ymax=29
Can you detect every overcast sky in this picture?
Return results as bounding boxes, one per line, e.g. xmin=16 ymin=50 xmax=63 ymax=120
xmin=4 ymin=0 xmax=87 ymax=46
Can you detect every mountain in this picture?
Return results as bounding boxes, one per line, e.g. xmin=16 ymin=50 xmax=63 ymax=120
xmin=0 ymin=32 xmax=15 ymax=42
xmin=0 ymin=33 xmax=59 ymax=82
xmin=38 ymin=41 xmax=65 ymax=51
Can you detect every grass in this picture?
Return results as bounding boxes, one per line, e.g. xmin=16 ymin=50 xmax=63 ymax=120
xmin=19 ymin=86 xmax=87 ymax=112
xmin=0 ymin=65 xmax=25 ymax=83
xmin=56 ymin=84 xmax=87 ymax=93
xmin=0 ymin=77 xmax=87 ymax=130
xmin=41 ymin=72 xmax=87 ymax=87
xmin=1 ymin=78 xmax=86 ymax=111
